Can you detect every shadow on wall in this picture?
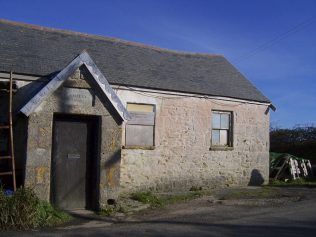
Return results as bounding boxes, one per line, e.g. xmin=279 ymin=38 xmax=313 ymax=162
xmin=104 ymin=150 xmax=121 ymax=190
xmin=13 ymin=72 xmax=58 ymax=114
xmin=100 ymin=149 xmax=122 ymax=204
xmin=248 ymin=169 xmax=265 ymax=186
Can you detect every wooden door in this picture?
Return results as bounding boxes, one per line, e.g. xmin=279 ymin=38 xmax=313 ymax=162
xmin=51 ymin=115 xmax=99 ymax=210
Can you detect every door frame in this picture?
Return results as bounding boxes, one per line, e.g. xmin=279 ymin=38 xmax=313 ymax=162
xmin=50 ymin=113 xmax=101 ymax=210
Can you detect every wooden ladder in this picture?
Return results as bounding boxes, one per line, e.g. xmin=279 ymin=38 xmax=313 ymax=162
xmin=0 ymin=72 xmax=16 ymax=191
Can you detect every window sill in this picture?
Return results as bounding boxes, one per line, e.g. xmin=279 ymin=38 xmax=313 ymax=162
xmin=122 ymin=145 xmax=155 ymax=150
xmin=209 ymin=146 xmax=234 ymax=151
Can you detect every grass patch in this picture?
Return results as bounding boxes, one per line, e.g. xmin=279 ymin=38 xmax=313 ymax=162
xmin=130 ymin=191 xmax=163 ymax=208
xmin=269 ymin=177 xmax=316 ymax=187
xmin=130 ymin=191 xmax=204 ymax=208
xmin=99 ymin=205 xmax=127 ymax=217
xmin=36 ymin=201 xmax=70 ymax=227
xmin=0 ymin=187 xmax=70 ymax=230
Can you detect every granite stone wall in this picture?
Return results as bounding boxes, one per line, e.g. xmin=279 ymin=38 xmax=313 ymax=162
xmin=10 ymin=69 xmax=270 ymax=204
xmin=117 ymin=89 xmax=270 ymax=194
xmin=18 ymin=68 xmax=122 ymax=207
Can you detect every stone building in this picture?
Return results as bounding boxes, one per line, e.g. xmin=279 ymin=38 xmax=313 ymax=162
xmin=0 ymin=20 xmax=274 ymax=210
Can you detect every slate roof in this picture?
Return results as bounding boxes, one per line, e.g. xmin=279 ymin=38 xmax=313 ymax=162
xmin=0 ymin=19 xmax=270 ymax=103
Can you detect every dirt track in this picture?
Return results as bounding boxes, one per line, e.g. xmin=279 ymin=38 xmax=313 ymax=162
xmin=3 ymin=187 xmax=316 ymax=237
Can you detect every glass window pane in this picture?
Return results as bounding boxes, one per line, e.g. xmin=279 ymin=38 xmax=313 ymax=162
xmin=212 ymin=130 xmax=220 ymax=145
xmin=212 ymin=113 xmax=221 ymax=129
xmin=220 ymin=130 xmax=228 ymax=146
xmin=221 ymin=113 xmax=230 ymax=129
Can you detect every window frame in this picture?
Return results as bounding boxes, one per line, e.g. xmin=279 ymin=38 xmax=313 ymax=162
xmin=210 ymin=110 xmax=233 ymax=150
xmin=123 ymin=103 xmax=156 ymax=149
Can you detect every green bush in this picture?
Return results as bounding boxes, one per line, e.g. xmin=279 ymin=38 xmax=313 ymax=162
xmin=0 ymin=187 xmax=70 ymax=230
xmin=270 ymin=126 xmax=316 ymax=162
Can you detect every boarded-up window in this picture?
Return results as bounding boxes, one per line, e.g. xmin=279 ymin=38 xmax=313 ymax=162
xmin=125 ymin=103 xmax=155 ymax=147
xmin=211 ymin=111 xmax=232 ymax=146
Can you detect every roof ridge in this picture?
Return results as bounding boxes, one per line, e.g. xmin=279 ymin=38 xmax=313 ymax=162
xmin=0 ymin=18 xmax=224 ymax=59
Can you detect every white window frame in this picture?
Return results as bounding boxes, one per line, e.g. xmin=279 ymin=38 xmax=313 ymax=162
xmin=211 ymin=111 xmax=233 ymax=149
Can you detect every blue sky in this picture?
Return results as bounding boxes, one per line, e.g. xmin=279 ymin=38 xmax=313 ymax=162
xmin=1 ymin=0 xmax=316 ymax=128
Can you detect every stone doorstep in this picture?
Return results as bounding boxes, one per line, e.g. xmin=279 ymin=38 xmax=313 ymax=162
xmin=56 ymin=220 xmax=113 ymax=231
xmin=59 ymin=198 xmax=151 ymax=224
xmin=67 ymin=209 xmax=95 ymax=216
xmin=55 ymin=209 xmax=116 ymax=230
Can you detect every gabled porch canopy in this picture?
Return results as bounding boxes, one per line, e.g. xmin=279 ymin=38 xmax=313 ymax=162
xmin=20 ymin=51 xmax=130 ymax=121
